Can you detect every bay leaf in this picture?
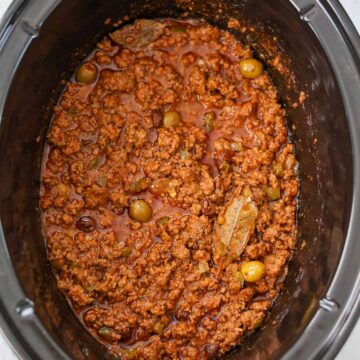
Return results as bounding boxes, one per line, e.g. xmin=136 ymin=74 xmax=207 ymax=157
xmin=109 ymin=19 xmax=166 ymax=49
xmin=213 ymin=196 xmax=258 ymax=271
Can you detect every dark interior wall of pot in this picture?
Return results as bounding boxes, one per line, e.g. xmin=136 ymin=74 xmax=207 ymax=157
xmin=0 ymin=0 xmax=352 ymax=359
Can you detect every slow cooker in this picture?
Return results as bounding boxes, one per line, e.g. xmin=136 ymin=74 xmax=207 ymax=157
xmin=0 ymin=0 xmax=359 ymax=359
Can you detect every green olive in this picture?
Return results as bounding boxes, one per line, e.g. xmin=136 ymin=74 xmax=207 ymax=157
xmin=163 ymin=111 xmax=181 ymax=128
xmin=203 ymin=111 xmax=216 ymax=132
xmin=241 ymin=261 xmax=266 ymax=282
xmin=75 ymin=62 xmax=98 ymax=84
xmin=129 ymin=199 xmax=152 ymax=222
xmin=239 ymin=58 xmax=264 ymax=79
xmin=265 ymin=186 xmax=281 ymax=201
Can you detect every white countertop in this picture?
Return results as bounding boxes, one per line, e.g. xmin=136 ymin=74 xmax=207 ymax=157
xmin=0 ymin=0 xmax=359 ymax=359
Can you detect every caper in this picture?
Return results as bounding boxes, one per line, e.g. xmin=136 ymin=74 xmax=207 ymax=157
xmin=203 ymin=111 xmax=216 ymax=132
xmin=239 ymin=58 xmax=264 ymax=79
xmin=265 ymin=186 xmax=281 ymax=201
xmin=241 ymin=261 xmax=266 ymax=282
xmin=76 ymin=216 xmax=96 ymax=232
xmin=75 ymin=62 xmax=98 ymax=84
xmin=129 ymin=199 xmax=152 ymax=222
xmin=163 ymin=111 xmax=181 ymax=128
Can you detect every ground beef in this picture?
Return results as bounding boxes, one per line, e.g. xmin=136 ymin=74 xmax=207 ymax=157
xmin=41 ymin=18 xmax=298 ymax=360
